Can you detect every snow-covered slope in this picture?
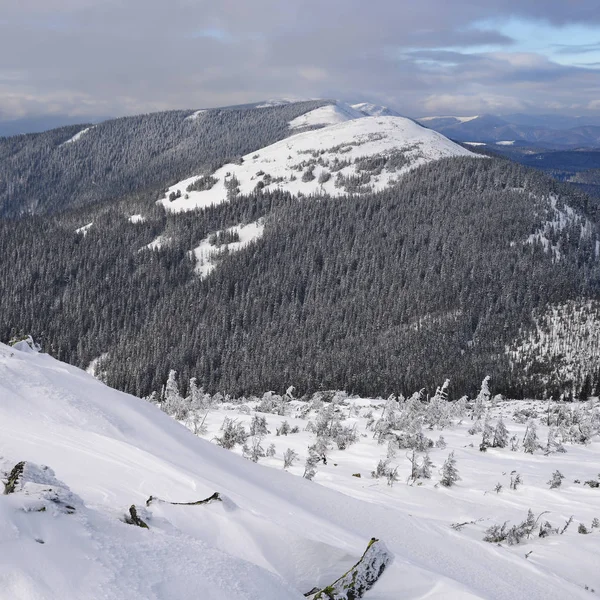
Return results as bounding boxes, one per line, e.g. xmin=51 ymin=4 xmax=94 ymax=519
xmin=288 ymin=102 xmax=364 ymax=129
xmin=160 ymin=115 xmax=476 ymax=213
xmin=351 ymin=103 xmax=402 ymax=117
xmin=190 ymin=220 xmax=265 ymax=277
xmin=1 ymin=343 xmax=597 ymax=600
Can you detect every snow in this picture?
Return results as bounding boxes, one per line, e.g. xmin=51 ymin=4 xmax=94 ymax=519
xmin=180 ymin=393 xmax=600 ymax=600
xmin=2 ymin=341 xmax=598 ymax=599
xmin=141 ymin=235 xmax=170 ymax=251
xmin=190 ymin=220 xmax=265 ymax=277
xmin=185 ymin=110 xmax=206 ymax=121
xmin=128 ymin=214 xmax=145 ymax=224
xmin=351 ymin=103 xmax=402 ymax=118
xmin=75 ymin=222 xmax=93 ymax=236
xmin=288 ymin=102 xmax=364 ymax=129
xmin=525 ymin=194 xmax=597 ymax=261
xmin=86 ymin=353 xmax=108 ymax=379
xmin=255 ymin=100 xmax=295 ymax=108
xmin=464 ymin=142 xmax=487 ymax=146
xmin=496 ymin=141 xmax=515 ymax=146
xmin=159 ymin=116 xmax=477 ymax=213
xmin=61 ymin=127 xmax=93 ymax=145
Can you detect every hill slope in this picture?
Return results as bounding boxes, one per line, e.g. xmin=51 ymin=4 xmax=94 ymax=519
xmin=1 ymin=342 xmax=597 ymax=599
xmin=160 ymin=115 xmax=475 ymax=212
xmin=0 ymin=100 xmax=329 ymax=217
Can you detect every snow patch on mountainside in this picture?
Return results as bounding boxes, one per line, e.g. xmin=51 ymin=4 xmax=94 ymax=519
xmin=190 ymin=220 xmax=265 ymax=277
xmin=159 ymin=116 xmax=476 ymax=213
xmin=185 ymin=109 xmax=206 ymax=121
xmin=75 ymin=222 xmax=93 ymax=235
xmin=141 ymin=235 xmax=171 ymax=251
xmin=61 ymin=126 xmax=93 ymax=145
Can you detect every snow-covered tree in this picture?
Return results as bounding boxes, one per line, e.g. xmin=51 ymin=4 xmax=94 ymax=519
xmin=491 ymin=417 xmax=509 ymax=448
xmin=283 ymin=448 xmax=298 ymax=469
xmin=440 ymin=451 xmax=460 ymax=487
xmin=473 ymin=376 xmax=491 ymax=421
xmin=162 ymin=370 xmax=188 ymax=420
xmin=418 ymin=452 xmax=434 ymax=480
xmin=547 ymin=470 xmax=565 ymax=489
xmin=523 ymin=420 xmax=539 ymax=454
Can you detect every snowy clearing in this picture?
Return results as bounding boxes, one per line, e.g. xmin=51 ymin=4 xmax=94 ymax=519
xmin=128 ymin=214 xmax=145 ymax=224
xmin=159 ymin=116 xmax=476 ymax=213
xmin=185 ymin=110 xmax=206 ymax=121
xmin=75 ymin=222 xmax=93 ymax=235
xmin=190 ymin=220 xmax=265 ymax=277
xmin=61 ymin=127 xmax=93 ymax=145
xmin=140 ymin=235 xmax=171 ymax=251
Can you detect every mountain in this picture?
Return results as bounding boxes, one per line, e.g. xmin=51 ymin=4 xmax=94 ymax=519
xmin=160 ymin=112 xmax=474 ymax=213
xmin=2 ymin=341 xmax=598 ymax=600
xmin=351 ymin=103 xmax=403 ymax=117
xmin=417 ymin=114 xmax=600 ymax=148
xmin=1 ymin=99 xmax=599 ymax=401
xmin=0 ymin=100 xmax=330 ymax=217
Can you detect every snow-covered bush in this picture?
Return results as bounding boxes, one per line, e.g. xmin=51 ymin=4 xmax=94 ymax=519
xmin=214 ymin=418 xmax=247 ymax=449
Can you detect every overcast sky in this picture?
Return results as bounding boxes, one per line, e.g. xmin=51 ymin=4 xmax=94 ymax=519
xmin=1 ymin=0 xmax=600 ymax=122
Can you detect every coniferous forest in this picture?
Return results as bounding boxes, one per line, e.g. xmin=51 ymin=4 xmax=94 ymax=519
xmin=2 ymin=131 xmax=600 ymax=400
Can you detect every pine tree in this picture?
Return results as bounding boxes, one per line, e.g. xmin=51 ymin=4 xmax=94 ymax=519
xmin=492 ymin=417 xmax=509 ymax=448
xmin=523 ymin=420 xmax=538 ymax=454
xmin=418 ymin=452 xmax=434 ymax=479
xmin=440 ymin=451 xmax=460 ymax=487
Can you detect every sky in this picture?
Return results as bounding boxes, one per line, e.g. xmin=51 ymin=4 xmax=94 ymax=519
xmin=1 ymin=0 xmax=600 ymax=124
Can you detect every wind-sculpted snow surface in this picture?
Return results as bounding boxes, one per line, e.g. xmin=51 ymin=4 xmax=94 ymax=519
xmin=0 ymin=343 xmax=598 ymax=599
xmin=160 ymin=115 xmax=476 ymax=213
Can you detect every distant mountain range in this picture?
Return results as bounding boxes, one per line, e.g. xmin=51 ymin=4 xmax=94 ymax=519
xmin=417 ymin=114 xmax=600 ymax=148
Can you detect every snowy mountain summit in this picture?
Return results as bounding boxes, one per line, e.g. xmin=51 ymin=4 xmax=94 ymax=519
xmin=160 ymin=101 xmax=475 ymax=213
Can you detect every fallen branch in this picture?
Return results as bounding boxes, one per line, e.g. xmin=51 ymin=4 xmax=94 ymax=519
xmin=146 ymin=492 xmax=222 ymax=507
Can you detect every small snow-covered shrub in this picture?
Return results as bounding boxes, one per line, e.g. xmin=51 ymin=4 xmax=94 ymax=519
xmin=214 ymin=418 xmax=247 ymax=449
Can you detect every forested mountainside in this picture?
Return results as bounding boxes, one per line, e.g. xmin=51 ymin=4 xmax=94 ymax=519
xmin=2 ymin=156 xmax=599 ymax=400
xmin=0 ymin=100 xmax=328 ymax=216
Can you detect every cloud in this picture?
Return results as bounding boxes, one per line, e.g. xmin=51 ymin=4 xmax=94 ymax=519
xmin=553 ymin=42 xmax=600 ymax=55
xmin=1 ymin=0 xmax=600 ymax=119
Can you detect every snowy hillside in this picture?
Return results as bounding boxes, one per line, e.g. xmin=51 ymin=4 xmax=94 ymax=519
xmin=351 ymin=103 xmax=402 ymax=117
xmin=2 ymin=342 xmax=599 ymax=599
xmin=160 ymin=113 xmax=476 ymax=213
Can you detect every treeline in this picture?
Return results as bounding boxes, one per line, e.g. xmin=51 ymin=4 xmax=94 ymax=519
xmin=0 ymin=100 xmax=329 ymax=216
xmin=2 ymin=156 xmax=599 ymax=400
